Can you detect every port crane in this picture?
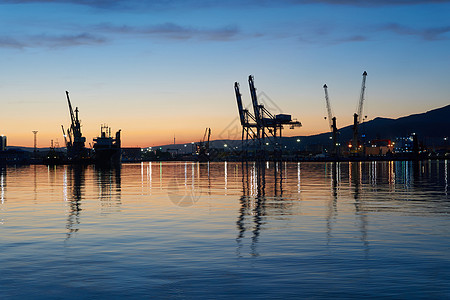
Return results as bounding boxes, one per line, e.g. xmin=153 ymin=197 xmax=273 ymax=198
xmin=323 ymin=84 xmax=338 ymax=155
xmin=247 ymin=75 xmax=301 ymax=142
xmin=195 ymin=128 xmax=211 ymax=161
xmin=235 ymin=75 xmax=301 ymax=157
xmin=63 ymin=91 xmax=87 ymax=161
xmin=197 ymin=128 xmax=211 ymax=152
xmin=352 ymin=71 xmax=367 ymax=153
xmin=234 ymin=81 xmax=258 ymax=143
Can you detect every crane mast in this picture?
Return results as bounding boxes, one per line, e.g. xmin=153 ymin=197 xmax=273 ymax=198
xmin=323 ymin=84 xmax=333 ymax=129
xmin=234 ymin=82 xmax=247 ymax=126
xmin=352 ymin=71 xmax=367 ymax=153
xmin=64 ymin=91 xmax=87 ymax=161
xmin=66 ymin=91 xmax=83 ymax=143
xmin=357 ymin=71 xmax=367 ymax=124
xmin=61 ymin=125 xmax=68 ymax=148
xmin=323 ymin=84 xmax=338 ymax=155
xmin=206 ymin=128 xmax=211 ymax=150
xmin=248 ymin=75 xmax=263 ymax=140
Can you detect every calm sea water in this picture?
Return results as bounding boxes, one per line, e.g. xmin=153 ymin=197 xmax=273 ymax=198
xmin=1 ymin=161 xmax=449 ymax=299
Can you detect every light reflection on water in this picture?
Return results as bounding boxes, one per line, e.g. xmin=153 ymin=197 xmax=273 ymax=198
xmin=0 ymin=161 xmax=449 ymax=299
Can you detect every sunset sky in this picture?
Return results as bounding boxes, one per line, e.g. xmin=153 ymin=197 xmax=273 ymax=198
xmin=0 ymin=0 xmax=449 ymax=148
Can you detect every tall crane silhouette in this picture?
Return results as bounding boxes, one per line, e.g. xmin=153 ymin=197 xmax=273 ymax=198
xmin=352 ymin=71 xmax=367 ymax=153
xmin=323 ymin=84 xmax=338 ymax=155
xmin=63 ymin=91 xmax=87 ymax=162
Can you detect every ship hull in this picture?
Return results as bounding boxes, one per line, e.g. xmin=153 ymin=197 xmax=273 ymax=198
xmin=93 ymin=147 xmax=121 ymax=165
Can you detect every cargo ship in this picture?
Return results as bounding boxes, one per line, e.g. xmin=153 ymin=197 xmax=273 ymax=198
xmin=92 ymin=124 xmax=121 ymax=165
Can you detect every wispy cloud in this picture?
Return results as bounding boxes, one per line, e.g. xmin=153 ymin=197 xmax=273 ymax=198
xmin=298 ymin=32 xmax=369 ymax=46
xmin=0 ymin=22 xmax=246 ymax=49
xmin=288 ymin=0 xmax=450 ymax=5
xmin=335 ymin=35 xmax=368 ymax=43
xmin=94 ymin=23 xmax=243 ymax=41
xmin=2 ymin=0 xmax=122 ymax=8
xmin=3 ymin=0 xmax=450 ymax=9
xmin=0 ymin=33 xmax=107 ymax=49
xmin=0 ymin=36 xmax=25 ymax=48
xmin=382 ymin=23 xmax=450 ymax=40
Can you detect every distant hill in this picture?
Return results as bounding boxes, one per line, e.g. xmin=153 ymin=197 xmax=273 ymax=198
xmin=337 ymin=104 xmax=450 ymax=141
xmin=283 ymin=104 xmax=450 ymax=150
xmin=8 ymin=104 xmax=450 ymax=152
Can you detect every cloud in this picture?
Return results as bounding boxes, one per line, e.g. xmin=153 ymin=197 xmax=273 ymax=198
xmin=38 ymin=33 xmax=107 ymax=47
xmin=382 ymin=23 xmax=450 ymax=40
xmin=287 ymin=0 xmax=450 ymax=5
xmin=94 ymin=23 xmax=243 ymax=41
xmin=3 ymin=0 xmax=450 ymax=9
xmin=335 ymin=35 xmax=368 ymax=43
xmin=0 ymin=37 xmax=25 ymax=48
xmin=2 ymin=0 xmax=121 ymax=8
xmin=0 ymin=33 xmax=107 ymax=49
xmin=0 ymin=22 xmax=245 ymax=49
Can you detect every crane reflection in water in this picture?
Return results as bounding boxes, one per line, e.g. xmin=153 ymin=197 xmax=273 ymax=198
xmin=236 ymin=161 xmax=288 ymax=257
xmin=63 ymin=165 xmax=121 ymax=239
xmin=64 ymin=165 xmax=85 ymax=240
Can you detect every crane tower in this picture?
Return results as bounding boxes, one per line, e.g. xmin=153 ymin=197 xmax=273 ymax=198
xmin=352 ymin=71 xmax=367 ymax=154
xmin=323 ymin=84 xmax=338 ymax=156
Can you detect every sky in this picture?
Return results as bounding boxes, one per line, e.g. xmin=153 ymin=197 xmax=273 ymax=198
xmin=0 ymin=0 xmax=449 ymax=148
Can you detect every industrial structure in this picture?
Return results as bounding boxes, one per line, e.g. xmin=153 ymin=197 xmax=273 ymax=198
xmin=234 ymin=75 xmax=301 ymax=156
xmin=195 ymin=128 xmax=211 ymax=161
xmin=62 ymin=91 xmax=89 ymax=162
xmin=0 ymin=135 xmax=6 ymax=151
xmin=0 ymin=135 xmax=6 ymax=152
xmin=92 ymin=124 xmax=121 ymax=165
xmin=351 ymin=71 xmax=368 ymax=154
xmin=323 ymin=84 xmax=338 ymax=156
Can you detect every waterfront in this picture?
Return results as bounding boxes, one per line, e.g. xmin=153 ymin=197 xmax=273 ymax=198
xmin=0 ymin=161 xmax=449 ymax=299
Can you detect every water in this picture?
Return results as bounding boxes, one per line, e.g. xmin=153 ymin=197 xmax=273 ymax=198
xmin=1 ymin=161 xmax=449 ymax=299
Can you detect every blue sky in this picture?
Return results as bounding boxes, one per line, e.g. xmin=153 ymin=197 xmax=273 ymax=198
xmin=0 ymin=0 xmax=449 ymax=147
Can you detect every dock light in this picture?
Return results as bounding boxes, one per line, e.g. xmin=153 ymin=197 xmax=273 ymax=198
xmin=296 ymin=139 xmax=300 ymax=142
xmin=265 ymin=142 xmax=269 ymax=146
xmin=224 ymin=144 xmax=227 ymax=148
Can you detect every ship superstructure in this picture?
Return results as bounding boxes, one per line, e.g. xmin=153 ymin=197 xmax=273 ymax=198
xmin=93 ymin=124 xmax=121 ymax=165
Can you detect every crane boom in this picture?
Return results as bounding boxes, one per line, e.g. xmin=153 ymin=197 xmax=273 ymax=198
xmin=61 ymin=125 xmax=68 ymax=147
xmin=234 ymin=82 xmax=247 ymax=126
xmin=248 ymin=75 xmax=261 ymax=126
xmin=202 ymin=128 xmax=208 ymax=143
xmin=323 ymin=84 xmax=333 ymax=130
xmin=357 ymin=71 xmax=367 ymax=123
xmin=66 ymin=91 xmax=76 ymax=129
xmin=323 ymin=84 xmax=338 ymax=155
